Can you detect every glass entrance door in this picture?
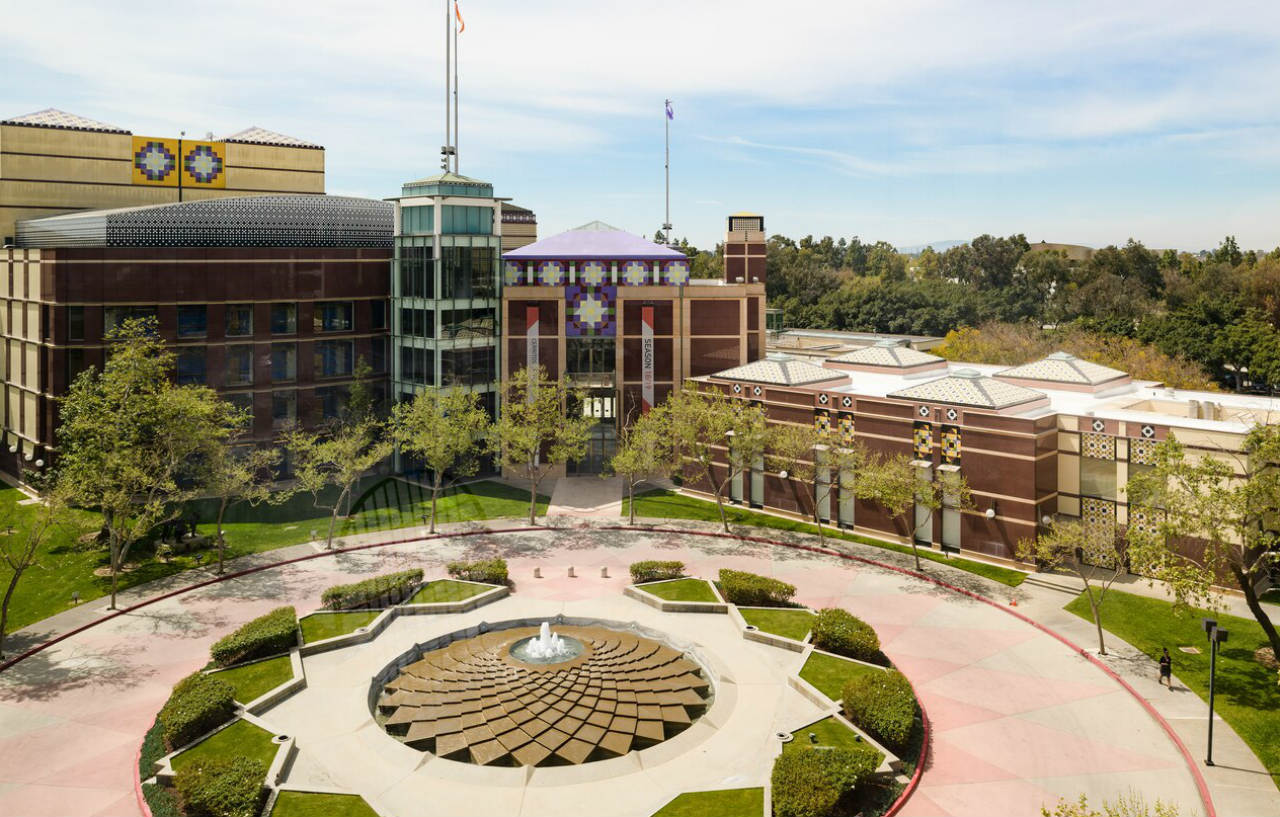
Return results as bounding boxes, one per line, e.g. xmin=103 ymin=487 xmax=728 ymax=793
xmin=568 ymin=390 xmax=617 ymax=474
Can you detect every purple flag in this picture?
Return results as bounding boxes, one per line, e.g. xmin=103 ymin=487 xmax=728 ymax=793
xmin=665 ymin=100 xmax=674 ymax=120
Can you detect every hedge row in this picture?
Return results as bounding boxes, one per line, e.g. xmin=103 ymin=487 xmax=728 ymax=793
xmin=718 ymin=568 xmax=796 ymax=606
xmin=771 ymin=744 xmax=880 ymax=817
xmin=158 ymin=672 xmax=236 ymax=751
xmin=209 ymin=606 xmax=298 ymax=667
xmin=842 ymin=669 xmax=917 ymax=751
xmin=630 ymin=560 xmax=685 ymax=583
xmin=810 ymin=608 xmax=881 ymax=663
xmin=174 ymin=757 xmax=267 ymax=817
xmin=321 ymin=568 xmax=424 ymax=610
xmin=446 ymin=558 xmax=508 ymax=584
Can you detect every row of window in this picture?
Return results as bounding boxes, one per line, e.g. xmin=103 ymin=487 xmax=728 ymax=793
xmin=398 ymin=307 xmax=497 ymax=339
xmin=400 ymin=205 xmax=493 ymax=236
xmin=65 ymin=301 xmax=387 ymax=341
xmin=397 ymin=247 xmax=497 ymax=300
xmin=397 ymin=344 xmax=495 ymax=388
xmin=220 ymin=385 xmax=384 ymax=429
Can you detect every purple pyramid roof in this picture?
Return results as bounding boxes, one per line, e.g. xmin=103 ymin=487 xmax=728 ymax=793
xmin=503 ymin=221 xmax=687 ymax=260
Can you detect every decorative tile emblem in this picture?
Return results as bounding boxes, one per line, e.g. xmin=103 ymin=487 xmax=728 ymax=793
xmin=537 ymin=261 xmax=565 ymax=286
xmin=1081 ymin=497 xmax=1116 ymax=546
xmin=913 ymin=421 xmax=933 ymax=459
xmin=621 ymin=260 xmax=649 ymax=286
xmin=134 ymin=140 xmax=176 ymax=181
xmin=663 ymin=260 xmax=690 ymax=285
xmin=818 ymin=393 xmax=829 ymax=405
xmin=841 ymin=395 xmax=853 ymax=408
xmin=1082 ymin=432 xmax=1115 ymax=461
xmin=1129 ymin=505 xmax=1163 ymax=537
xmin=941 ymin=424 xmax=961 ymax=465
xmin=732 ymin=383 xmax=742 ymax=394
xmin=184 ymin=144 xmax=224 ymax=184
xmin=1141 ymin=424 xmax=1156 ymax=439
xmin=815 ymin=410 xmax=831 ymax=434
xmin=1091 ymin=418 xmax=1106 ymax=433
xmin=565 ymin=285 xmax=616 ymax=336
xmin=1130 ymin=437 xmax=1158 ymax=466
xmin=752 ymin=385 xmax=762 ymax=396
xmin=838 ymin=414 xmax=855 ymax=446
xmin=918 ymin=405 xmax=930 ymax=418
xmin=578 ymin=260 xmax=608 ymax=286
xmin=946 ymin=408 xmax=959 ymax=422
xmin=503 ymin=260 xmax=524 ymax=286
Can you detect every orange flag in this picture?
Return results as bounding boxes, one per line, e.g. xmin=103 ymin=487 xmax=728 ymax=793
xmin=455 ymin=1 xmax=465 ymax=32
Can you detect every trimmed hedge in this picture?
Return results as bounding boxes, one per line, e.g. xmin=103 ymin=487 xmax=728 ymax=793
xmin=718 ymin=568 xmax=796 ymax=607
xmin=842 ymin=669 xmax=917 ymax=751
xmin=209 ymin=606 xmax=298 ymax=667
xmin=446 ymin=558 xmax=508 ymax=584
xmin=158 ymin=672 xmax=236 ymax=751
xmin=321 ymin=568 xmax=424 ymax=610
xmin=810 ymin=608 xmax=880 ymax=662
xmin=174 ymin=757 xmax=267 ymax=817
xmin=771 ymin=745 xmax=880 ymax=817
xmin=142 ymin=783 xmax=182 ymax=817
xmin=630 ymin=560 xmax=685 ymax=584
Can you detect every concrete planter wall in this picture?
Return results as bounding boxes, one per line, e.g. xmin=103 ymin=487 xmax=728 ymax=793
xmin=624 ymin=578 xmax=728 ymax=614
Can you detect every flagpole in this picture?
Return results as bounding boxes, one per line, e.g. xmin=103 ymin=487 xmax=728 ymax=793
xmin=664 ymin=98 xmax=671 ymax=243
xmin=444 ymin=0 xmax=451 ymax=170
xmin=454 ymin=3 xmax=460 ymax=174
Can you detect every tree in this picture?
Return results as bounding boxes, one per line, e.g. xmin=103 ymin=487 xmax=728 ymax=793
xmin=390 ymin=386 xmax=492 ymax=533
xmin=766 ymin=423 xmax=865 ymax=544
xmin=1016 ymin=519 xmax=1128 ymax=654
xmin=201 ymin=437 xmax=285 ymax=575
xmin=0 ymin=478 xmax=73 ymax=658
xmin=1126 ymin=430 xmax=1280 ymax=657
xmin=668 ymin=385 xmax=768 ymax=533
xmin=856 ymin=452 xmax=971 ymax=570
xmin=285 ymin=416 xmax=393 ymax=550
xmin=57 ymin=318 xmax=242 ymax=609
xmin=610 ymin=405 xmax=678 ymax=525
xmin=491 ymin=366 xmax=592 ymax=524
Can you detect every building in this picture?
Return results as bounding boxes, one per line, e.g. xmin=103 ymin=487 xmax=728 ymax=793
xmin=501 ymin=217 xmax=768 ymax=473
xmin=694 ymin=344 xmax=1280 ymax=565
xmin=766 ymin=328 xmax=944 ymax=363
xmin=0 ymin=194 xmax=393 ymax=471
xmin=1 ymin=108 xmax=325 ymax=246
xmin=500 ymin=203 xmax=538 ymax=253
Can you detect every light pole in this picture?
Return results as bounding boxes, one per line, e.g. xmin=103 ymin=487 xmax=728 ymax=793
xmin=1201 ymin=617 xmax=1229 ymax=766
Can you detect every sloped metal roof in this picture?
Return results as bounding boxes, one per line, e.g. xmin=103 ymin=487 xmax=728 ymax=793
xmin=889 ymin=368 xmax=1045 ymax=409
xmin=710 ymin=358 xmax=848 ymax=386
xmin=995 ymin=352 xmax=1128 ymax=385
xmin=1 ymin=108 xmax=128 ymax=134
xmin=222 ymin=126 xmax=321 ymax=149
xmin=504 ymin=222 xmax=686 ymax=260
xmin=830 ymin=339 xmax=944 ymax=368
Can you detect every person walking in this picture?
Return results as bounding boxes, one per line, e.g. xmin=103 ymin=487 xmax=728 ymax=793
xmin=1158 ymin=647 xmax=1173 ymax=688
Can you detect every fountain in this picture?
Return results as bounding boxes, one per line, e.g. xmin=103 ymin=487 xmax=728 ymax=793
xmin=509 ymin=621 xmax=584 ymax=664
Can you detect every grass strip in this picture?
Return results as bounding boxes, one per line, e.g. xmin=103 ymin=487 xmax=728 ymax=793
xmin=209 ymin=655 xmax=293 ymax=704
xmin=639 ymin=578 xmax=718 ymax=603
xmin=270 ymin=791 xmax=379 ymax=817
xmin=652 ymin=787 xmax=764 ymax=817
xmin=407 ymin=579 xmax=489 ymax=604
xmin=740 ymin=607 xmax=816 ymax=641
xmin=799 ymin=650 xmax=884 ymax=702
xmin=299 ymin=610 xmax=380 ymax=644
xmin=172 ymin=718 xmax=276 ymax=772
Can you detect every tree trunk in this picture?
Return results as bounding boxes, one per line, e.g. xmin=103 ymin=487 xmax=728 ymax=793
xmin=216 ymin=497 xmax=230 ymax=575
xmin=1233 ymin=565 xmax=1280 ymax=657
xmin=430 ymin=473 xmax=442 ymax=534
xmin=713 ymin=481 xmax=730 ymax=534
xmin=905 ymin=515 xmax=921 ymax=570
xmin=1082 ymin=581 xmax=1107 ymax=655
xmin=0 ymin=569 xmax=20 ymax=658
xmin=528 ymin=467 xmax=539 ymax=525
xmin=109 ymin=535 xmax=120 ymax=610
xmin=628 ymin=481 xmax=636 ymax=525
xmin=326 ymin=487 xmax=347 ymax=549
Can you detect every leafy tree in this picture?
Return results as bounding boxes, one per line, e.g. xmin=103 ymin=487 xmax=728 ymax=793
xmin=492 ymin=366 xmax=592 ymax=524
xmin=0 ymin=478 xmax=75 ymax=658
xmin=390 ymin=386 xmax=492 ymax=533
xmin=856 ymin=451 xmax=971 ymax=570
xmin=610 ymin=405 xmax=679 ymax=525
xmin=1126 ymin=430 xmax=1280 ymax=656
xmin=201 ymin=437 xmax=285 ymax=575
xmin=1016 ymin=519 xmax=1128 ymax=654
xmin=668 ymin=384 xmax=768 ymax=533
xmin=766 ymin=423 xmax=864 ymax=544
xmin=1213 ymin=235 xmax=1243 ymax=267
xmin=914 ymin=246 xmax=941 ymax=279
xmin=285 ymin=416 xmax=393 ymax=550
xmin=57 ymin=318 xmax=242 ymax=609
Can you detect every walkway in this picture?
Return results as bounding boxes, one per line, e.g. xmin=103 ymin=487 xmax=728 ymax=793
xmin=546 ymin=475 xmax=624 ymax=519
xmin=0 ymin=521 xmax=1271 ymax=816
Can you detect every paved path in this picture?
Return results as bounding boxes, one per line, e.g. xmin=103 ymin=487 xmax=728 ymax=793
xmin=546 ymin=476 xmax=625 ymax=520
xmin=0 ymin=521 xmax=1270 ymax=816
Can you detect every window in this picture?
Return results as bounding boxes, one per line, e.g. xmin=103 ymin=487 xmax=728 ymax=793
xmin=270 ymin=303 xmax=296 ymax=335
xmin=314 ymin=301 xmax=353 ymax=333
xmin=441 ymin=205 xmax=492 ymax=235
xmin=104 ymin=305 xmax=157 ymax=335
xmin=399 ymin=247 xmax=434 ymax=298
xmin=226 ymin=344 xmax=254 ymax=386
xmin=272 ymin=391 xmax=296 ymax=429
xmin=369 ymin=337 xmax=388 ymax=374
xmin=399 ymin=345 xmax=434 ymax=384
xmin=370 ymin=300 xmax=387 ymax=330
xmin=176 ymin=348 xmax=206 ymax=385
xmin=441 ymin=247 xmax=495 ymax=299
xmin=566 ymin=338 xmax=615 ymax=377
xmin=65 ymin=348 xmax=86 ymax=385
xmin=314 ymin=339 xmax=354 ymax=378
xmin=400 ymin=307 xmax=434 ymax=338
xmin=226 ymin=392 xmax=253 ymax=417
xmin=177 ymin=305 xmax=207 ymax=338
xmin=440 ymin=307 xmax=496 ymax=339
xmin=441 ymin=347 xmax=494 ymax=387
xmin=402 ymin=205 xmax=434 ymax=235
xmin=1081 ymin=458 xmax=1117 ymax=499
xmin=271 ymin=343 xmax=296 ymax=382
xmin=66 ymin=306 xmax=84 ymax=342
xmin=316 ymin=385 xmax=348 ymax=420
xmin=226 ymin=304 xmax=253 ymax=337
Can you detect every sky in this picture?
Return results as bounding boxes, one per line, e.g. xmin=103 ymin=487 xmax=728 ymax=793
xmin=4 ymin=0 xmax=1280 ymax=252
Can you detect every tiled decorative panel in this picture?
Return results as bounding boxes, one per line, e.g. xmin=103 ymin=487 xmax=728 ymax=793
xmin=504 ymin=260 xmax=524 ymax=286
xmin=941 ymin=424 xmax=961 ymax=465
xmin=537 ymin=260 xmax=566 ymax=286
xmin=1129 ymin=437 xmax=1158 ymax=466
xmin=565 ymin=285 xmax=616 ymax=336
xmin=913 ymin=421 xmax=933 ymax=459
xmin=620 ymin=260 xmax=649 ymax=286
xmin=578 ymin=260 xmax=609 ymax=286
xmin=838 ymin=414 xmax=855 ymax=446
xmin=1081 ymin=497 xmax=1116 ymax=545
xmin=662 ymin=259 xmax=690 ymax=285
xmin=815 ymin=410 xmax=831 ymax=434
xmin=1128 ymin=505 xmax=1163 ymax=537
xmin=1081 ymin=432 xmax=1115 ymax=461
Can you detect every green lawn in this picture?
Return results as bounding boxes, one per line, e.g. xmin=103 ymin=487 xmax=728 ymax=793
xmin=740 ymin=607 xmax=816 ymax=641
xmin=172 ymin=718 xmax=277 ymax=772
xmin=652 ymin=787 xmax=764 ymax=817
xmin=1064 ymin=589 xmax=1280 ymax=789
xmin=407 ymin=579 xmax=489 ymax=604
xmin=209 ymin=655 xmax=293 ymax=704
xmin=624 ymin=489 xmax=1027 ymax=587
xmin=787 ymin=716 xmax=873 ymax=754
xmin=270 ymin=791 xmax=379 ymax=817
xmin=639 ymin=578 xmax=719 ymax=603
xmin=0 ymin=479 xmax=545 ymax=636
xmin=799 ymin=650 xmax=884 ymax=701
xmin=299 ymin=610 xmax=381 ymax=644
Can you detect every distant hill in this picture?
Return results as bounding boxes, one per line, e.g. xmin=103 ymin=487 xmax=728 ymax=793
xmin=898 ymin=239 xmax=1095 ymax=262
xmin=897 ymin=239 xmax=966 ymax=255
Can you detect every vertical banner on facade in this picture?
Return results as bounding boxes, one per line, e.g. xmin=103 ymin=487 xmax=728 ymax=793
xmin=641 ymin=305 xmax=655 ymax=412
xmin=525 ymin=306 xmax=539 ymax=404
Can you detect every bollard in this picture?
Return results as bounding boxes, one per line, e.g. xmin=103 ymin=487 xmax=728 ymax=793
xmin=568 ymin=566 xmax=576 ymax=578
xmin=534 ymin=566 xmax=542 ymax=579
xmin=601 ymin=566 xmax=609 ymax=578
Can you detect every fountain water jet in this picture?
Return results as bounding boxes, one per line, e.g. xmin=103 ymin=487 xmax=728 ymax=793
xmin=509 ymin=621 xmax=584 ymax=664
